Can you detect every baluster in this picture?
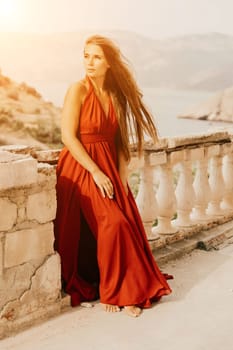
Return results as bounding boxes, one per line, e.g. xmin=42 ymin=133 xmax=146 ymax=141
xmin=191 ymin=148 xmax=211 ymax=221
xmin=222 ymin=147 xmax=233 ymax=211
xmin=153 ymin=154 xmax=177 ymax=235
xmin=175 ymin=150 xmax=195 ymax=226
xmin=135 ymin=152 xmax=159 ymax=240
xmin=207 ymin=146 xmax=225 ymax=216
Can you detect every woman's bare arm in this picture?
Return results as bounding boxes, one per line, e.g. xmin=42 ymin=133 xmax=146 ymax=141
xmin=61 ymin=81 xmax=98 ymax=173
xmin=61 ymin=81 xmax=114 ymax=198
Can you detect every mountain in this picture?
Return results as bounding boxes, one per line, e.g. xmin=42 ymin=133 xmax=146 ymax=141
xmin=0 ymin=70 xmax=61 ymax=149
xmin=1 ymin=30 xmax=233 ymax=141
xmin=0 ymin=31 xmax=233 ymax=106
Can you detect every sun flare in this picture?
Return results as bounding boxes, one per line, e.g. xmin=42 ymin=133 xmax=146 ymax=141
xmin=0 ymin=0 xmax=20 ymax=30
xmin=0 ymin=0 xmax=15 ymax=16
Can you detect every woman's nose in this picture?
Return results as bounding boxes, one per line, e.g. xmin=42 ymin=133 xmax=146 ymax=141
xmin=88 ymin=57 xmax=94 ymax=65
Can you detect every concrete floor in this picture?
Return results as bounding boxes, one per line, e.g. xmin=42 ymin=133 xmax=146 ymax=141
xmin=1 ymin=239 xmax=233 ymax=350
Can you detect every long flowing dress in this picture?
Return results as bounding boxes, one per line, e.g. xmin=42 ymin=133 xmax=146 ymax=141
xmin=54 ymin=78 xmax=172 ymax=308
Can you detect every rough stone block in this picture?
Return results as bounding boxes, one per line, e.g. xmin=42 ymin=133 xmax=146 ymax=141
xmin=21 ymin=253 xmax=61 ymax=305
xmin=32 ymin=149 xmax=61 ymax=164
xmin=0 ymin=151 xmax=38 ymax=190
xmin=0 ymin=253 xmax=61 ymax=321
xmin=0 ymin=145 xmax=34 ymax=155
xmin=37 ymin=163 xmax=56 ymax=185
xmin=38 ymin=163 xmax=56 ymax=176
xmin=4 ymin=223 xmax=55 ymax=268
xmin=0 ymin=261 xmax=35 ymax=308
xmin=26 ymin=190 xmax=57 ymax=223
xmin=17 ymin=207 xmax=26 ymax=224
xmin=0 ymin=198 xmax=17 ymax=231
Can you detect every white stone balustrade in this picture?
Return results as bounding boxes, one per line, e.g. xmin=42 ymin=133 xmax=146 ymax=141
xmin=131 ymin=130 xmax=233 ymax=238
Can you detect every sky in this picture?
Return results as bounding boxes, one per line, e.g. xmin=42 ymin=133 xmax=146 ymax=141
xmin=0 ymin=0 xmax=233 ymax=39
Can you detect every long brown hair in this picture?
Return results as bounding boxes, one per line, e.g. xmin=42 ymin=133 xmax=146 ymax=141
xmin=85 ymin=35 xmax=159 ymax=160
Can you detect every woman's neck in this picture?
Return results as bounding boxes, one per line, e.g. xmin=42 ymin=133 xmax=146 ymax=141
xmin=88 ymin=76 xmax=105 ymax=94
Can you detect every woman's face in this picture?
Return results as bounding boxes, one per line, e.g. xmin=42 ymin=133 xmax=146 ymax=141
xmin=83 ymin=43 xmax=109 ymax=79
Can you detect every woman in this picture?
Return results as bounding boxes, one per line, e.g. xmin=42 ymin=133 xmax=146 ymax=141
xmin=54 ymin=35 xmax=172 ymax=317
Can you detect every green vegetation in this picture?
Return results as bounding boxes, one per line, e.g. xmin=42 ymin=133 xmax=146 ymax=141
xmin=26 ymin=118 xmax=61 ymax=146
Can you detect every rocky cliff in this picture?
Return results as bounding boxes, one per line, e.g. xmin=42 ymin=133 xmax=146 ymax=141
xmin=0 ymin=71 xmax=61 ymax=149
xmin=178 ymin=86 xmax=233 ymax=122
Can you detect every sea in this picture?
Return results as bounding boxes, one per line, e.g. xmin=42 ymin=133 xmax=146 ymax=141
xmin=35 ymin=82 xmax=233 ymax=138
xmin=143 ymin=87 xmax=233 ymax=138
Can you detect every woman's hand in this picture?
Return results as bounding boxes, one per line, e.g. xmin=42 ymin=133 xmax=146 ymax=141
xmin=91 ymin=168 xmax=114 ymax=199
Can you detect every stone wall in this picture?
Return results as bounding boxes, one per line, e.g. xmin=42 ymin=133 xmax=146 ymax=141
xmin=0 ymin=145 xmax=62 ymax=339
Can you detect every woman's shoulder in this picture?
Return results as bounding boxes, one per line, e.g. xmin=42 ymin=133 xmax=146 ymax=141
xmin=65 ymin=78 xmax=89 ymax=104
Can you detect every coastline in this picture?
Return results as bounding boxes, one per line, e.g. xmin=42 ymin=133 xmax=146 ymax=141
xmin=28 ymin=82 xmax=233 ymax=138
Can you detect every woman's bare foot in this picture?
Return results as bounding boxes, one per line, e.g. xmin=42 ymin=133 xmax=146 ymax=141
xmin=101 ymin=303 xmax=121 ymax=313
xmin=124 ymin=306 xmax=142 ymax=317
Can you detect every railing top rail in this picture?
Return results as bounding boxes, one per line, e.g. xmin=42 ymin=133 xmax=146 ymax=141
xmin=1 ymin=128 xmax=233 ymax=164
xmin=139 ymin=130 xmax=232 ymax=154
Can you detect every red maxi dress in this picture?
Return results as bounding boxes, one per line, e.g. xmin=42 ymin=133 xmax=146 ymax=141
xmin=54 ymin=79 xmax=172 ymax=307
